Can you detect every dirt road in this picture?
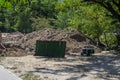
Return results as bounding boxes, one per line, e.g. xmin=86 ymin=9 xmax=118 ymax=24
xmin=0 ymin=53 xmax=120 ymax=80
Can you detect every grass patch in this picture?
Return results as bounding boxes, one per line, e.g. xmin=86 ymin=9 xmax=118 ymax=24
xmin=20 ymin=73 xmax=41 ymax=80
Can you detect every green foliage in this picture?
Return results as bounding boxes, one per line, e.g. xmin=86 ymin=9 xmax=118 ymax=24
xmin=54 ymin=12 xmax=70 ymax=29
xmin=0 ymin=0 xmax=12 ymax=11
xmin=31 ymin=17 xmax=53 ymax=30
xmin=0 ymin=0 xmax=120 ymax=49
xmin=100 ymin=33 xmax=117 ymax=49
xmin=54 ymin=0 xmax=120 ymax=49
xmin=14 ymin=8 xmax=32 ymax=33
xmin=0 ymin=0 xmax=57 ymax=32
xmin=83 ymin=0 xmax=120 ymax=21
xmin=30 ymin=0 xmax=57 ymax=18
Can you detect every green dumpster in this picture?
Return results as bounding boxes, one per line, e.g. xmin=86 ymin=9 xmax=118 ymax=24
xmin=35 ymin=40 xmax=66 ymax=58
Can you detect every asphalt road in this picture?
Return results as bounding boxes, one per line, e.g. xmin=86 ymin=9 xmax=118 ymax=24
xmin=0 ymin=65 xmax=22 ymax=80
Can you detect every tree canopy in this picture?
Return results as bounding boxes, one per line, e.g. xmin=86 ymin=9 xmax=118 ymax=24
xmin=84 ymin=0 xmax=120 ymax=21
xmin=0 ymin=0 xmax=120 ymax=50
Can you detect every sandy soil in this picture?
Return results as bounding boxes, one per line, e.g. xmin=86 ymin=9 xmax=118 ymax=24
xmin=0 ymin=52 xmax=120 ymax=80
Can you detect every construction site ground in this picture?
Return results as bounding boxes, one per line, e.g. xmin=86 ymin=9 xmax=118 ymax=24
xmin=0 ymin=28 xmax=101 ymax=57
xmin=0 ymin=52 xmax=120 ymax=80
xmin=0 ymin=28 xmax=120 ymax=80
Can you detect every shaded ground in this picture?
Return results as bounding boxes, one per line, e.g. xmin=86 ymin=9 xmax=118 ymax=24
xmin=0 ymin=53 xmax=120 ymax=80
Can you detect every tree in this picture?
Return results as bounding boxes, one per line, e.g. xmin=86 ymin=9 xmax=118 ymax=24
xmin=84 ymin=0 xmax=120 ymax=21
xmin=30 ymin=0 xmax=57 ymax=18
xmin=0 ymin=0 xmax=32 ymax=32
xmin=83 ymin=0 xmax=120 ymax=49
xmin=14 ymin=8 xmax=32 ymax=33
xmin=0 ymin=0 xmax=12 ymax=32
xmin=54 ymin=0 xmax=119 ymax=49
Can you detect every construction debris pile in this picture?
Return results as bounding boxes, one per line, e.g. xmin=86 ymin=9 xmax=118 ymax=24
xmin=0 ymin=28 xmax=100 ymax=56
xmin=0 ymin=32 xmax=26 ymax=56
xmin=2 ymin=32 xmax=24 ymax=43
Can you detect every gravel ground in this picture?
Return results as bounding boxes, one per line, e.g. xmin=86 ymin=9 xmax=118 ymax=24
xmin=0 ymin=53 xmax=120 ymax=80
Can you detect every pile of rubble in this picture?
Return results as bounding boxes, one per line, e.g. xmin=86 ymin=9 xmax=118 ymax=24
xmin=2 ymin=32 xmax=24 ymax=43
xmin=0 ymin=28 xmax=100 ymax=56
xmin=17 ymin=28 xmax=98 ymax=53
xmin=0 ymin=32 xmax=26 ymax=56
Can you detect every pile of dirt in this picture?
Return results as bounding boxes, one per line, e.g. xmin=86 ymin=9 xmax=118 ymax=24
xmin=0 ymin=28 xmax=101 ymax=56
xmin=0 ymin=44 xmax=28 ymax=56
xmin=0 ymin=32 xmax=26 ymax=57
xmin=17 ymin=28 xmax=99 ymax=54
xmin=2 ymin=32 xmax=24 ymax=43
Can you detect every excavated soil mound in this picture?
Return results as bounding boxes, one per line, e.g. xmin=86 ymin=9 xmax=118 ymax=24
xmin=0 ymin=44 xmax=27 ymax=56
xmin=2 ymin=32 xmax=24 ymax=43
xmin=0 ymin=28 xmax=101 ymax=56
xmin=0 ymin=32 xmax=26 ymax=57
xmin=17 ymin=28 xmax=98 ymax=54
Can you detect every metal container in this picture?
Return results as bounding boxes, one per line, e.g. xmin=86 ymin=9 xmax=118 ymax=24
xmin=35 ymin=40 xmax=66 ymax=58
